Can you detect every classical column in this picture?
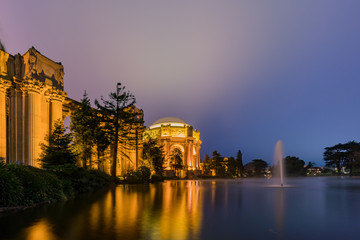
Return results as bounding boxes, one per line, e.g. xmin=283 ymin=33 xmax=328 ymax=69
xmin=197 ymin=145 xmax=201 ymax=169
xmin=15 ymin=88 xmax=24 ymax=164
xmin=184 ymin=140 xmax=188 ymax=169
xmin=50 ymin=90 xmax=66 ymax=129
xmin=188 ymin=140 xmax=194 ymax=169
xmin=22 ymin=80 xmax=44 ymax=167
xmin=163 ymin=140 xmax=169 ymax=169
xmin=9 ymin=88 xmax=16 ymax=163
xmin=0 ymin=80 xmax=11 ymax=163
xmin=28 ymin=90 xmax=40 ymax=167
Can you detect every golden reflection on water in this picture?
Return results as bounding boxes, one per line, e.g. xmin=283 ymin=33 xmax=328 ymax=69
xmin=19 ymin=181 xmax=203 ymax=240
xmin=24 ymin=219 xmax=58 ymax=240
xmin=88 ymin=181 xmax=203 ymax=240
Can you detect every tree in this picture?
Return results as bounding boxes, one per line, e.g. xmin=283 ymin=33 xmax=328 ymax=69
xmin=227 ymin=157 xmax=239 ymax=177
xmin=70 ymin=91 xmax=97 ymax=168
xmin=40 ymin=121 xmax=76 ymax=169
xmin=93 ymin=117 xmax=111 ymax=171
xmin=284 ymin=156 xmax=306 ymax=176
xmin=244 ymin=159 xmax=268 ymax=177
xmin=343 ymin=141 xmax=360 ymax=174
xmin=203 ymin=154 xmax=212 ymax=175
xmin=95 ymin=83 xmax=141 ymax=177
xmin=324 ymin=143 xmax=348 ymax=175
xmin=236 ymin=150 xmax=244 ymax=177
xmin=211 ymin=150 xmax=225 ymax=177
xmin=306 ymin=161 xmax=315 ymax=169
xmin=172 ymin=148 xmax=183 ymax=177
xmin=143 ymin=136 xmax=165 ymax=176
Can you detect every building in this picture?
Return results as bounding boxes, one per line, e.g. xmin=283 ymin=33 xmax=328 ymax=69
xmin=0 ymin=47 xmax=143 ymax=175
xmin=0 ymin=47 xmax=68 ymax=167
xmin=144 ymin=117 xmax=201 ymax=177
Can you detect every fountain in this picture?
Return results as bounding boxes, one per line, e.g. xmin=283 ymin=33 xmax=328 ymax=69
xmin=271 ymin=140 xmax=287 ymax=187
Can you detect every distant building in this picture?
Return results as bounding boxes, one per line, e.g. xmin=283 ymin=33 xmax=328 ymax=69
xmin=0 ymin=47 xmax=143 ymax=175
xmin=144 ymin=117 xmax=201 ymax=177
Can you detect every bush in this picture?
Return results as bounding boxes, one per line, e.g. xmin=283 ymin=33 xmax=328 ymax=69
xmin=150 ymin=174 xmax=164 ymax=183
xmin=53 ymin=166 xmax=111 ymax=194
xmin=123 ymin=166 xmax=151 ymax=184
xmin=0 ymin=162 xmax=112 ymax=208
xmin=123 ymin=170 xmax=142 ymax=184
xmin=0 ymin=164 xmax=23 ymax=207
xmin=2 ymin=164 xmax=66 ymax=206
xmin=137 ymin=166 xmax=151 ymax=182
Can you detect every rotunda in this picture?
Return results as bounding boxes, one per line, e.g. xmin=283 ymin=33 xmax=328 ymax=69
xmin=145 ymin=117 xmax=201 ymax=176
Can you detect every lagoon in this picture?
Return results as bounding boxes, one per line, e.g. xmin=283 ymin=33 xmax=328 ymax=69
xmin=1 ymin=177 xmax=360 ymax=240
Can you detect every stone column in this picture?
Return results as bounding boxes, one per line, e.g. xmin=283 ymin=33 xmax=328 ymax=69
xmin=188 ymin=141 xmax=194 ymax=169
xmin=27 ymin=90 xmax=41 ymax=167
xmin=164 ymin=140 xmax=169 ymax=169
xmin=8 ymin=88 xmax=15 ymax=163
xmin=50 ymin=91 xmax=66 ymax=129
xmin=0 ymin=80 xmax=11 ymax=163
xmin=184 ymin=141 xmax=188 ymax=169
xmin=15 ymin=88 xmax=24 ymax=164
xmin=196 ymin=144 xmax=201 ymax=169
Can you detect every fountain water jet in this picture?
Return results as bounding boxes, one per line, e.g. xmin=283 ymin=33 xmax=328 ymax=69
xmin=274 ymin=140 xmax=285 ymax=187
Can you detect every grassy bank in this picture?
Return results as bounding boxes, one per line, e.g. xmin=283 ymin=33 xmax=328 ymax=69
xmin=0 ymin=163 xmax=112 ymax=208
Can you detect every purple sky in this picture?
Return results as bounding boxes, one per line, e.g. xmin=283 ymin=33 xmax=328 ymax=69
xmin=1 ymin=1 xmax=360 ymax=166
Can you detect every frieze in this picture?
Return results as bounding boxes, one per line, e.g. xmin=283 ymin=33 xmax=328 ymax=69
xmin=0 ymin=79 xmax=12 ymax=93
xmin=24 ymin=47 xmax=64 ymax=90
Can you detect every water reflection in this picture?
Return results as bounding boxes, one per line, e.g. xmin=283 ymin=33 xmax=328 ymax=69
xmin=1 ymin=181 xmax=203 ymax=240
xmin=3 ymin=178 xmax=360 ymax=240
xmin=23 ymin=219 xmax=58 ymax=240
xmin=86 ymin=181 xmax=203 ymax=240
xmin=273 ymin=188 xmax=284 ymax=239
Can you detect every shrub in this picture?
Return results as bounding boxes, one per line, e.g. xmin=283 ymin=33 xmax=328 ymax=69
xmin=123 ymin=170 xmax=142 ymax=184
xmin=3 ymin=164 xmax=66 ymax=205
xmin=137 ymin=166 xmax=151 ymax=183
xmin=0 ymin=163 xmax=111 ymax=207
xmin=150 ymin=174 xmax=164 ymax=183
xmin=123 ymin=167 xmax=151 ymax=184
xmin=0 ymin=165 xmax=23 ymax=207
xmin=53 ymin=166 xmax=111 ymax=194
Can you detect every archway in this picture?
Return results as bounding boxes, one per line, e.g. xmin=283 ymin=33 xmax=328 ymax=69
xmin=170 ymin=144 xmax=185 ymax=176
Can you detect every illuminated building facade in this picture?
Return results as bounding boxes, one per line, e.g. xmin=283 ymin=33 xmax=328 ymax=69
xmin=145 ymin=117 xmax=201 ymax=176
xmin=0 ymin=47 xmax=143 ymax=175
xmin=0 ymin=47 xmax=67 ymax=167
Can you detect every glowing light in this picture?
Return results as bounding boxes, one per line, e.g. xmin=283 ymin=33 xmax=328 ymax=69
xmin=24 ymin=219 xmax=57 ymax=240
xmin=149 ymin=123 xmax=188 ymax=129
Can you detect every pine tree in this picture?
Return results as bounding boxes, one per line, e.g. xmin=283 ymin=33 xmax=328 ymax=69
xmin=95 ymin=82 xmax=142 ymax=177
xmin=203 ymin=154 xmax=212 ymax=174
xmin=40 ymin=121 xmax=76 ymax=169
xmin=143 ymin=136 xmax=165 ymax=176
xmin=93 ymin=117 xmax=111 ymax=171
xmin=70 ymin=91 xmax=97 ymax=168
xmin=236 ymin=150 xmax=244 ymax=177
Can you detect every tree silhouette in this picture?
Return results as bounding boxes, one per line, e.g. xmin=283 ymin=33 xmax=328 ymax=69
xmin=40 ymin=121 xmax=76 ymax=169
xmin=95 ymin=83 xmax=141 ymax=177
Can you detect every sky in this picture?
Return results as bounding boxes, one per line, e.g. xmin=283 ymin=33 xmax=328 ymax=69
xmin=1 ymin=0 xmax=360 ymax=166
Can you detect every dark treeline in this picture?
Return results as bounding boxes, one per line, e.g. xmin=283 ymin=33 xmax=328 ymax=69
xmin=202 ymin=140 xmax=360 ymax=178
xmin=202 ymin=151 xmax=320 ymax=178
xmin=202 ymin=150 xmax=244 ymax=178
xmin=324 ymin=141 xmax=360 ymax=175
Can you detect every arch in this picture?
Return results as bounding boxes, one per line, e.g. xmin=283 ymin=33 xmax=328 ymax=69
xmin=170 ymin=143 xmax=185 ymax=154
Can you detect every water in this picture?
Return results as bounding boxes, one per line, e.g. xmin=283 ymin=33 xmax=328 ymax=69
xmin=2 ymin=178 xmax=360 ymax=240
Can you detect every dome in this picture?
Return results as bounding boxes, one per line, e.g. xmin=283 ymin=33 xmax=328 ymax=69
xmin=150 ymin=117 xmax=189 ymax=129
